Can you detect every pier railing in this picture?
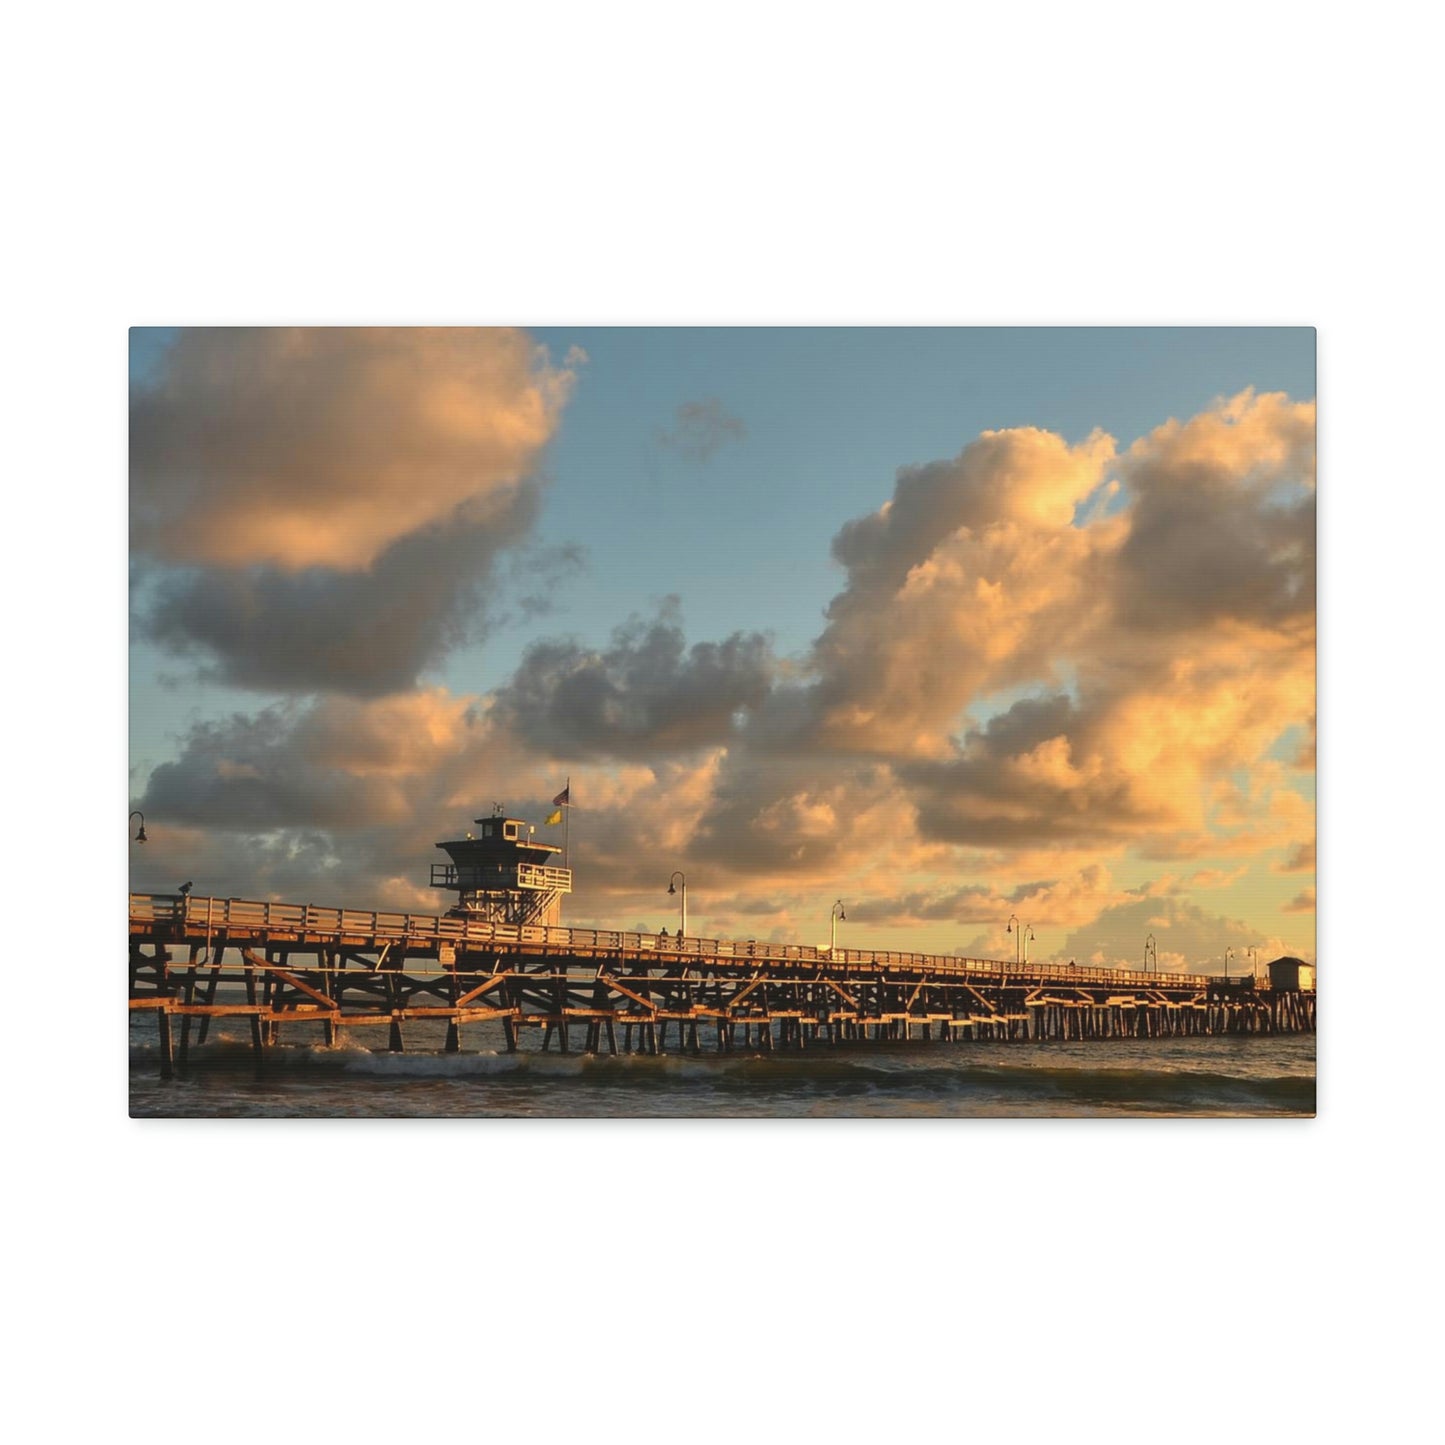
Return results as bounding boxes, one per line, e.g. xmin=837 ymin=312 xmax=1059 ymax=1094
xmin=129 ymin=892 xmax=1218 ymax=990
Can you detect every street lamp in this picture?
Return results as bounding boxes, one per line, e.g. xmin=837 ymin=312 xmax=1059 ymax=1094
xmin=1246 ymin=945 xmax=1258 ymax=980
xmin=1145 ymin=934 xmax=1157 ymax=973
xmin=667 ymin=871 xmax=687 ymax=938
xmin=1021 ymin=923 xmax=1035 ymax=967
xmin=830 ymin=899 xmax=846 ymax=952
xmin=1224 ymin=947 xmax=1234 ymax=981
xmin=1006 ymin=914 xmax=1021 ymax=968
xmin=129 ymin=810 xmax=147 ymax=843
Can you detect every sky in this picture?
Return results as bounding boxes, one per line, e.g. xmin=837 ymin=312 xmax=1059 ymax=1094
xmin=128 ymin=326 xmax=1315 ymax=972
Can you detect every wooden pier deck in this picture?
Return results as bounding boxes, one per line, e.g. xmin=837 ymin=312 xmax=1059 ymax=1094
xmin=129 ymin=892 xmax=1316 ymax=1077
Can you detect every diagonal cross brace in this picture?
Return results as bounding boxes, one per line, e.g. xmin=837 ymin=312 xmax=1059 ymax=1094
xmin=241 ymin=949 xmax=335 ymax=1011
xmin=453 ymin=973 xmax=513 ymax=1008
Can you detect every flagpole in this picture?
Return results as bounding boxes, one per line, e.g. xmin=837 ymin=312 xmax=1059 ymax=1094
xmin=564 ymin=775 xmax=570 ymax=873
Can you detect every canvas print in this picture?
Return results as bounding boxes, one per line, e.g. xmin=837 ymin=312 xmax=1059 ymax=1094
xmin=128 ymin=327 xmax=1317 ymax=1117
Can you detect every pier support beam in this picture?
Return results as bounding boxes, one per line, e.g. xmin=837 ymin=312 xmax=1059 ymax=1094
xmin=157 ymin=1010 xmax=174 ymax=1080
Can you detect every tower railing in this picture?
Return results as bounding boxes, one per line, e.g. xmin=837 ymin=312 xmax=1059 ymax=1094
xmin=429 ymin=863 xmax=573 ymax=893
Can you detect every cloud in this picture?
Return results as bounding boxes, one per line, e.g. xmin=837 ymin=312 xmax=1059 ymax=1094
xmin=131 ymin=687 xmax=735 ymax=919
xmin=655 ymin=398 xmax=746 ymax=463
xmin=802 ymin=426 xmax=1118 ymax=754
xmin=1283 ymin=887 xmax=1316 ymax=913
xmin=1115 ymin=389 xmax=1315 ymax=631
xmin=845 ymin=862 xmax=1128 ymax=931
xmin=488 ymin=604 xmax=774 ymax=759
xmin=1059 ymin=894 xmax=1273 ymax=973
xmin=139 ymin=489 xmax=541 ymax=695
xmin=903 ymin=693 xmax=1157 ymax=848
xmin=782 ymin=392 xmax=1318 ymax=859
xmin=129 ymin=383 xmax=1316 ymax=974
xmin=1186 ymin=866 xmax=1248 ymax=890
xmin=138 ymin=690 xmax=478 ymax=830
xmin=131 ymin=328 xmax=578 ymax=694
xmin=132 ymin=328 xmax=574 ymax=570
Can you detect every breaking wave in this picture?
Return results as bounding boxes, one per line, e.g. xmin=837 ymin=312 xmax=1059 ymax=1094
xmin=129 ymin=1033 xmax=1315 ymax=1116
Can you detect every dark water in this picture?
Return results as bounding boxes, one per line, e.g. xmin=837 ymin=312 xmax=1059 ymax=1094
xmin=129 ymin=1014 xmax=1316 ymax=1118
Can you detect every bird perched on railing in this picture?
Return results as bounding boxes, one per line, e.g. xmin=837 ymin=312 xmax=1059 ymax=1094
xmin=178 ymin=881 xmax=193 ymax=897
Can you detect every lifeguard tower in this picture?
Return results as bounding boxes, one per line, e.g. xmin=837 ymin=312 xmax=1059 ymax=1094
xmin=431 ymin=807 xmax=572 ymax=926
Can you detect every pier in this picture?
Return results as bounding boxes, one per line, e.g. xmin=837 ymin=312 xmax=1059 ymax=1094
xmin=130 ymin=810 xmax=1314 ymax=1078
xmin=129 ymin=892 xmax=1316 ymax=1079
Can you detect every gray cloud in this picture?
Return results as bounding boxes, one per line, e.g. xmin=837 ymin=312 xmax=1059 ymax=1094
xmin=1115 ymin=390 xmax=1315 ymax=631
xmin=489 ymin=605 xmax=774 ymax=759
xmin=140 ymin=706 xmax=410 ymax=830
xmin=139 ymin=488 xmax=539 ymax=696
xmin=1116 ymin=484 xmax=1315 ymax=632
xmin=654 ymin=398 xmax=746 ymax=463
xmin=687 ymin=757 xmax=913 ymax=880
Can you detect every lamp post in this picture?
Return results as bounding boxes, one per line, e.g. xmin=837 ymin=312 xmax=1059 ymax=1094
xmin=1224 ymin=947 xmax=1234 ymax=981
xmin=1006 ymin=914 xmax=1021 ymax=968
xmin=1145 ymin=934 xmax=1157 ymax=974
xmin=129 ymin=810 xmax=147 ymax=843
xmin=830 ymin=899 xmax=846 ymax=952
xmin=1021 ymin=924 xmax=1035 ymax=967
xmin=667 ymin=871 xmax=687 ymax=938
xmin=1246 ymin=945 xmax=1258 ymax=980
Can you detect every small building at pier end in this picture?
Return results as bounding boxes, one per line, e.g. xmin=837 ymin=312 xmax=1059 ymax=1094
xmin=1267 ymin=955 xmax=1316 ymax=991
xmin=431 ymin=809 xmax=572 ymax=926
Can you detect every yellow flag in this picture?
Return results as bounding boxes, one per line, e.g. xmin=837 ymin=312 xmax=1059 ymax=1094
xmin=544 ymin=809 xmax=563 ymax=825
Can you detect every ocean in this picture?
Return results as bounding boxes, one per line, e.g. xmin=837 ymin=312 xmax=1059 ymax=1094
xmin=129 ymin=1013 xmax=1316 ymax=1118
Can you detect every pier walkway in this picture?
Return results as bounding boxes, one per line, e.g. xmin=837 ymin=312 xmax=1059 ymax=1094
xmin=129 ymin=892 xmax=1316 ymax=1078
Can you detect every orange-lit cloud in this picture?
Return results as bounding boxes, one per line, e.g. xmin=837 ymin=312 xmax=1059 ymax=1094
xmin=132 ymin=328 xmax=576 ymax=571
xmin=130 ymin=329 xmax=581 ymax=695
xmin=846 ymin=862 xmax=1132 ymax=932
xmin=801 ymin=426 xmax=1118 ymax=754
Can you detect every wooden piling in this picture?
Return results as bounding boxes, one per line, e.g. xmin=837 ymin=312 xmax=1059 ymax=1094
xmin=157 ymin=1009 xmax=174 ymax=1080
